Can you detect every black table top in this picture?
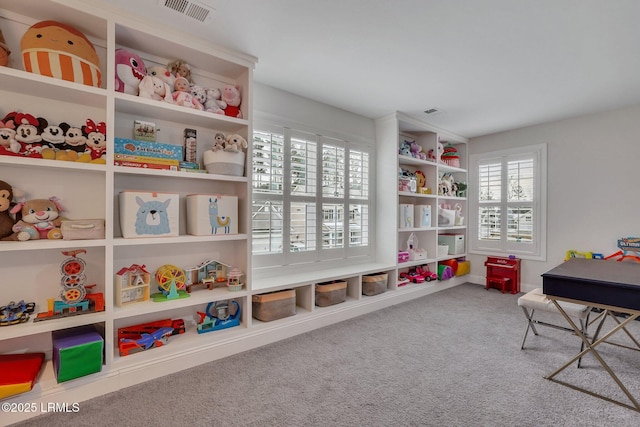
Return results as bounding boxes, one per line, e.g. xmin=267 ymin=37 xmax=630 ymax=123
xmin=543 ymin=258 xmax=640 ymax=288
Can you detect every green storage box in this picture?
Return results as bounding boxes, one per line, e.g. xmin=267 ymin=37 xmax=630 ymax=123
xmin=52 ymin=325 xmax=103 ymax=383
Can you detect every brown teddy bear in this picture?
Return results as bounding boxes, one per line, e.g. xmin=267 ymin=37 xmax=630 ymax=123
xmin=2 ymin=197 xmax=64 ymax=241
xmin=0 ymin=180 xmax=17 ymax=239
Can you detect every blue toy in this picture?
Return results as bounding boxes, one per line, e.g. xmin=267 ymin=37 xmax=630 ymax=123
xmin=196 ymin=300 xmax=240 ymax=333
xmin=0 ymin=300 xmax=36 ymax=326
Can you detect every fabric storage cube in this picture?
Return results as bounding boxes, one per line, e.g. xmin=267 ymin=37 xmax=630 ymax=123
xmin=315 ymin=280 xmax=347 ymax=307
xmin=456 ymin=260 xmax=471 ymax=276
xmin=437 ymin=244 xmax=449 ymax=257
xmin=415 ymin=205 xmax=431 ymax=228
xmin=61 ymin=219 xmax=105 ymax=240
xmin=362 ymin=273 xmax=388 ymax=296
xmin=186 ymin=194 xmax=238 ymax=235
xmin=399 ymin=204 xmax=414 ymax=228
xmin=438 ymin=234 xmax=465 ymax=255
xmin=252 ymin=289 xmax=296 ymax=322
xmin=119 ymin=191 xmax=179 ymax=238
xmin=52 ymin=325 xmax=103 ymax=383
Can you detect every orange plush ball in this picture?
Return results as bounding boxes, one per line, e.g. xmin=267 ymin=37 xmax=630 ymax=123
xmin=20 ymin=20 xmax=101 ymax=87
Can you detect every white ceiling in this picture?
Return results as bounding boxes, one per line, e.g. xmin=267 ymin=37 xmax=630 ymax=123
xmin=100 ymin=0 xmax=640 ymax=138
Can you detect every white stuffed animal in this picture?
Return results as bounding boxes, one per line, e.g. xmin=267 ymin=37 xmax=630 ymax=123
xmin=138 ymin=75 xmax=173 ymax=103
xmin=204 ymin=87 xmax=226 ymax=114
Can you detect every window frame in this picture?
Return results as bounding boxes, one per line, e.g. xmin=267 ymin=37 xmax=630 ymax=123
xmin=251 ymin=121 xmax=374 ymax=272
xmin=469 ymin=143 xmax=547 ymax=261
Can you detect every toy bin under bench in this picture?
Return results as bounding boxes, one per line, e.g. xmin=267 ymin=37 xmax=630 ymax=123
xmin=315 ymin=280 xmax=347 ymax=307
xmin=362 ymin=272 xmax=388 ymax=296
xmin=252 ymin=289 xmax=296 ymax=322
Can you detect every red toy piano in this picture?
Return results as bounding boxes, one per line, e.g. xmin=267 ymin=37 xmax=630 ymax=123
xmin=485 ymin=256 xmax=521 ymax=294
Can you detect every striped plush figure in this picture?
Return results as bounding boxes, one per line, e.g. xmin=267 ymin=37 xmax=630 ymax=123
xmin=20 ymin=20 xmax=101 ymax=87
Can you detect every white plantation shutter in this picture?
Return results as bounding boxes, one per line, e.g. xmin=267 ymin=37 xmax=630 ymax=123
xmin=252 ymin=126 xmax=373 ymax=267
xmin=471 ymin=144 xmax=546 ymax=260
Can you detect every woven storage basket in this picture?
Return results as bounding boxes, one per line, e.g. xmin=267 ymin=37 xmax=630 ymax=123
xmin=362 ymin=273 xmax=388 ymax=296
xmin=315 ymin=281 xmax=347 ymax=307
xmin=252 ymin=289 xmax=296 ymax=322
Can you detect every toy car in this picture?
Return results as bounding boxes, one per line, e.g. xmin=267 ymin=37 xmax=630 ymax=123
xmin=416 ymin=265 xmax=438 ymax=282
xmin=399 ymin=270 xmax=425 ymax=284
xmin=0 ymin=300 xmax=36 ymax=326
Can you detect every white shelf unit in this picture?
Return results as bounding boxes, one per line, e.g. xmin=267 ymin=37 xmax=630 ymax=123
xmin=376 ymin=112 xmax=469 ymax=287
xmin=0 ymin=0 xmax=255 ymax=422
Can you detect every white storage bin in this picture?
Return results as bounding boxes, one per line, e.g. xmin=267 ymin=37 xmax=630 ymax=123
xmin=438 ymin=234 xmax=465 ymax=255
xmin=203 ymin=150 xmax=245 ymax=176
xmin=186 ymin=194 xmax=238 ymax=235
xmin=399 ymin=204 xmax=414 ymax=228
xmin=119 ymin=191 xmax=179 ymax=238
xmin=415 ymin=205 xmax=431 ymax=228
xmin=437 ymin=244 xmax=449 ymax=257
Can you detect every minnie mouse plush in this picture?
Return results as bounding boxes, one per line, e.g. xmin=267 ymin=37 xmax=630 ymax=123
xmin=82 ymin=119 xmax=107 ymax=163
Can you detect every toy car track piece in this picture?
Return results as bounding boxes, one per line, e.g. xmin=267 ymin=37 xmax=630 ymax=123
xmin=61 ymin=286 xmax=87 ymax=303
xmin=60 ymin=256 xmax=86 ymax=275
xmin=61 ymin=273 xmax=86 ymax=287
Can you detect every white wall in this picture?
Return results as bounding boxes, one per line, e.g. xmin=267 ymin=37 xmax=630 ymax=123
xmin=467 ymin=105 xmax=640 ymax=290
xmin=253 ymin=83 xmax=375 ymax=144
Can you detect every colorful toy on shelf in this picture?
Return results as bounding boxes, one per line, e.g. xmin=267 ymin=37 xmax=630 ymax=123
xmin=21 ymin=20 xmax=101 ymax=87
xmin=2 ymin=197 xmax=64 ymax=241
xmin=147 ymin=65 xmax=176 ymax=92
xmin=399 ymin=140 xmax=412 ymax=156
xmin=226 ymin=268 xmax=244 ymax=291
xmin=416 ymin=265 xmax=438 ymax=282
xmin=138 ymin=74 xmax=173 ymax=103
xmin=196 ymin=300 xmax=241 ymax=334
xmin=118 ymin=318 xmax=186 ymax=356
xmin=437 ymin=264 xmax=454 ymax=280
xmin=185 ymin=259 xmax=229 ymax=293
xmin=115 ymin=264 xmax=151 ymax=306
xmin=604 ymin=237 xmax=640 ymax=263
xmin=0 ymin=353 xmax=45 ymax=399
xmin=167 ymin=59 xmax=193 ymax=83
xmin=172 ymin=74 xmax=204 ymax=110
xmin=34 ymin=249 xmax=105 ymax=322
xmin=0 ymin=300 xmax=36 ymax=326
xmin=151 ymin=264 xmax=189 ymax=301
xmin=440 ymin=143 xmax=460 ymax=167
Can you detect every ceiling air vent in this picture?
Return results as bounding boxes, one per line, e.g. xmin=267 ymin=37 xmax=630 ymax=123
xmin=423 ymin=108 xmax=442 ymax=116
xmin=160 ymin=0 xmax=215 ymax=23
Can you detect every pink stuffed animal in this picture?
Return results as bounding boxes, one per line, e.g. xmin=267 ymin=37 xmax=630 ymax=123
xmin=221 ymin=84 xmax=242 ymax=118
xmin=115 ymin=48 xmax=146 ymax=95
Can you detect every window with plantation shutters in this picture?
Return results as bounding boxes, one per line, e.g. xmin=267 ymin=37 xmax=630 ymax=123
xmin=252 ymin=126 xmax=373 ymax=268
xmin=470 ymin=144 xmax=546 ymax=260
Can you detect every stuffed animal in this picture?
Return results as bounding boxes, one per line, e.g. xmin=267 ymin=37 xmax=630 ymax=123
xmin=0 ymin=115 xmax=20 ymax=154
xmin=399 ymin=140 xmax=411 ymax=157
xmin=189 ymin=84 xmax=207 ymax=110
xmin=167 ymin=59 xmax=192 ymax=83
xmin=21 ymin=20 xmax=101 ymax=87
xmin=172 ymin=75 xmax=204 ymax=110
xmin=224 ymin=134 xmax=248 ymax=152
xmin=81 ymin=119 xmax=107 ymax=163
xmin=204 ymin=87 xmax=226 ymax=114
xmin=147 ymin=65 xmax=176 ymax=92
xmin=0 ymin=27 xmax=10 ymax=67
xmin=2 ymin=197 xmax=64 ymax=241
xmin=221 ymin=84 xmax=242 ymax=118
xmin=212 ymin=132 xmax=226 ymax=151
xmin=0 ymin=180 xmax=18 ymax=239
xmin=138 ymin=75 xmax=173 ymax=102
xmin=410 ymin=142 xmax=426 ymax=160
xmin=11 ymin=112 xmax=46 ymax=157
xmin=115 ymin=48 xmax=146 ymax=95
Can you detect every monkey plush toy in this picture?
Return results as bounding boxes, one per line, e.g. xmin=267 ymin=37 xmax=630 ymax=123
xmin=0 ymin=180 xmax=17 ymax=239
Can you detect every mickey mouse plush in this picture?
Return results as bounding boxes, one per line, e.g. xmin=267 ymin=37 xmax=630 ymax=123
xmin=5 ymin=112 xmax=47 ymax=157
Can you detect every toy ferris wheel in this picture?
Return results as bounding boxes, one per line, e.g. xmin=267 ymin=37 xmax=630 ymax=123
xmin=155 ymin=264 xmax=187 ymax=300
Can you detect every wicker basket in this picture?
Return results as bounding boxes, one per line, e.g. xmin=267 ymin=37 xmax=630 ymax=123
xmin=315 ymin=281 xmax=347 ymax=307
xmin=252 ymin=289 xmax=296 ymax=322
xmin=362 ymin=273 xmax=388 ymax=296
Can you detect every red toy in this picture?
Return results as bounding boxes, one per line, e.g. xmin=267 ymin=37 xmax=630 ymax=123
xmin=118 ymin=318 xmax=185 ymax=356
xmin=485 ymin=256 xmax=521 ymax=294
xmin=0 ymin=353 xmax=45 ymax=399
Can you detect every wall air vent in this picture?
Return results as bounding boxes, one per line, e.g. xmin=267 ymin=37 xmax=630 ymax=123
xmin=160 ymin=0 xmax=215 ymax=23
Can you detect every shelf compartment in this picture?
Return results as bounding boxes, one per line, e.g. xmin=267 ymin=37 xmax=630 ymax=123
xmin=115 ymin=94 xmax=249 ymax=133
xmin=114 ymin=165 xmax=248 ymax=183
xmin=0 ymin=312 xmax=107 ymax=341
